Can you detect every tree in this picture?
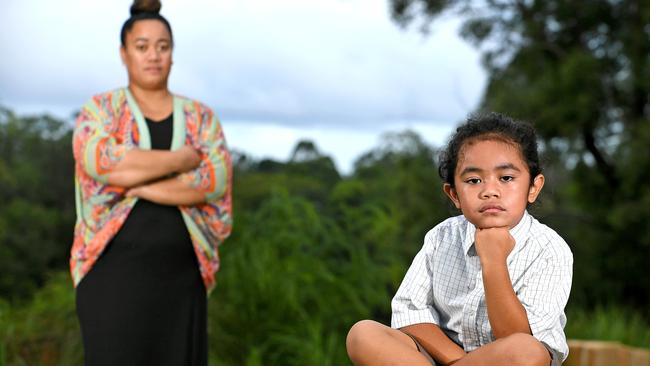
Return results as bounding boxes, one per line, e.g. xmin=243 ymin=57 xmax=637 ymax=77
xmin=0 ymin=108 xmax=75 ymax=300
xmin=353 ymin=130 xmax=450 ymax=265
xmin=389 ymin=0 xmax=650 ymax=308
xmin=234 ymin=140 xmax=341 ymax=213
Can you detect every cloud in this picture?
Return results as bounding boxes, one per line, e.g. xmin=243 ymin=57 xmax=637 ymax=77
xmin=223 ymin=119 xmax=455 ymax=174
xmin=0 ymin=0 xmax=485 ymax=127
xmin=0 ymin=0 xmax=485 ymax=171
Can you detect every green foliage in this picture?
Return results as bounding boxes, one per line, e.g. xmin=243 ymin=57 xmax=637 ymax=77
xmin=0 ymin=273 xmax=82 ymax=366
xmin=0 ymin=200 xmax=63 ymax=299
xmin=233 ymin=139 xmax=340 ymax=213
xmin=0 ymin=108 xmax=74 ymax=301
xmin=352 ymin=130 xmax=450 ymax=260
xmin=566 ymin=305 xmax=650 ymax=349
xmin=209 ymin=189 xmax=355 ymax=364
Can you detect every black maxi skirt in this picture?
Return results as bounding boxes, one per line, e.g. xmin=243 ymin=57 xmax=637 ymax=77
xmin=76 ymin=200 xmax=207 ymax=366
xmin=76 ymin=115 xmax=207 ymax=366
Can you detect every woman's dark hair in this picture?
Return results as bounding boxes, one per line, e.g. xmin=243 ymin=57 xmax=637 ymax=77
xmin=438 ymin=112 xmax=541 ymax=187
xmin=120 ymin=0 xmax=173 ymax=47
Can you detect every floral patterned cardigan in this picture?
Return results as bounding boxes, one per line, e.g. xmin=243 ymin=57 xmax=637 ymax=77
xmin=71 ymin=88 xmax=232 ymax=293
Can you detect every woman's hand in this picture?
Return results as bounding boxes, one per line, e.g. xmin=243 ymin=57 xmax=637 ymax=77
xmin=175 ymin=145 xmax=202 ymax=173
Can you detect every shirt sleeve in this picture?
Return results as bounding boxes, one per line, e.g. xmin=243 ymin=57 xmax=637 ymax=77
xmin=391 ymin=229 xmax=441 ymax=329
xmin=72 ymin=100 xmax=127 ymax=183
xmin=176 ymin=111 xmax=231 ymax=202
xmin=518 ymin=245 xmax=573 ymax=362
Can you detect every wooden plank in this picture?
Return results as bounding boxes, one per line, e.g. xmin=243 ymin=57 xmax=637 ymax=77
xmin=565 ymin=340 xmax=650 ymax=366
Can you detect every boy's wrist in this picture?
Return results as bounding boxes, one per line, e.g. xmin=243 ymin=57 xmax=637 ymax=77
xmin=479 ymin=255 xmax=508 ymax=269
xmin=479 ymin=259 xmax=510 ymax=285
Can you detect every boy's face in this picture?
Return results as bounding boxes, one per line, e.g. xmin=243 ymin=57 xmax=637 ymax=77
xmin=443 ymin=139 xmax=544 ymax=229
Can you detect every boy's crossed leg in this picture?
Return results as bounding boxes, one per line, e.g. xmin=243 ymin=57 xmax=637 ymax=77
xmin=346 ymin=320 xmax=552 ymax=366
xmin=347 ymin=320 xmax=434 ymax=366
xmin=454 ymin=333 xmax=551 ymax=366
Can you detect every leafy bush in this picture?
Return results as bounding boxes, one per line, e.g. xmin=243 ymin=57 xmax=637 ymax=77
xmin=566 ymin=305 xmax=650 ymax=349
xmin=0 ymin=272 xmax=82 ymax=366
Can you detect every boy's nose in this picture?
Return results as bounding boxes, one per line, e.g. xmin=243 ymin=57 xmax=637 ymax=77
xmin=481 ymin=182 xmax=500 ymax=198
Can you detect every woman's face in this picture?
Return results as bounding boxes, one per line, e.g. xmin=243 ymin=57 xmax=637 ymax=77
xmin=120 ymin=19 xmax=173 ymax=90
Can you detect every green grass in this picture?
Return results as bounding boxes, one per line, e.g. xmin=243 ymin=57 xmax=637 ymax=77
xmin=0 ymin=272 xmax=83 ymax=366
xmin=566 ymin=305 xmax=650 ymax=349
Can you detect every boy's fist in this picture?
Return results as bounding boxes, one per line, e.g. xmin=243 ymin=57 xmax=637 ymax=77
xmin=474 ymin=227 xmax=515 ymax=266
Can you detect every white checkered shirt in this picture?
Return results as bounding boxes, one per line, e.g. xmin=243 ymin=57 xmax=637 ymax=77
xmin=391 ymin=211 xmax=573 ymax=361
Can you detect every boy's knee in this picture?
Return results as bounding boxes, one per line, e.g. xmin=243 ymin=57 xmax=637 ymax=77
xmin=346 ymin=320 xmax=384 ymax=359
xmin=347 ymin=320 xmax=378 ymax=347
xmin=501 ymin=333 xmax=550 ymax=366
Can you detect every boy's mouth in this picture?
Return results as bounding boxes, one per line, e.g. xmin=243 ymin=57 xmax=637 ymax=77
xmin=479 ymin=204 xmax=505 ymax=213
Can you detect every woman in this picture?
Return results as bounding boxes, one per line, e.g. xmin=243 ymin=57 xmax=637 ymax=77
xmin=71 ymin=1 xmax=232 ymax=364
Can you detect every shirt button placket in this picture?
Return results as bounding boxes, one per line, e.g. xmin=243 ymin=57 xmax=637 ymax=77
xmin=461 ymin=297 xmax=474 ymax=349
xmin=474 ymin=271 xmax=485 ymax=347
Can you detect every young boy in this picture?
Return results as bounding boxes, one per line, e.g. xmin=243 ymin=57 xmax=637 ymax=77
xmin=346 ymin=113 xmax=573 ymax=366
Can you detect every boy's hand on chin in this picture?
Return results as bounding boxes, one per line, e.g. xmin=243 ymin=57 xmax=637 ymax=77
xmin=474 ymin=227 xmax=515 ymax=266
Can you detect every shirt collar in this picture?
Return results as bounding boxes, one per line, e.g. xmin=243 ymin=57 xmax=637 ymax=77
xmin=462 ymin=211 xmax=532 ymax=256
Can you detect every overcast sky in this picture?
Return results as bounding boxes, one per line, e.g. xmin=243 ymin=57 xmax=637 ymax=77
xmin=0 ymin=0 xmax=486 ymax=173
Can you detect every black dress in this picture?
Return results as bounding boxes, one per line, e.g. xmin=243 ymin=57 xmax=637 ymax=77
xmin=76 ymin=114 xmax=207 ymax=366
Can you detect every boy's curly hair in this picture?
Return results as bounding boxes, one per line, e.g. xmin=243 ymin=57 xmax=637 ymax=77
xmin=439 ymin=112 xmax=541 ymax=187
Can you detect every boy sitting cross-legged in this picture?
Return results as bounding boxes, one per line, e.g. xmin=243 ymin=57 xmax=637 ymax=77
xmin=346 ymin=113 xmax=573 ymax=366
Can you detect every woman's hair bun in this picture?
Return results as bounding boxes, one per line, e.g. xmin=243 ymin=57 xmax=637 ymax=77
xmin=130 ymin=0 xmax=162 ymax=16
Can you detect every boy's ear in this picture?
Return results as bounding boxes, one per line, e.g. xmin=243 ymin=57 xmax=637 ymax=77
xmin=443 ymin=183 xmax=461 ymax=209
xmin=528 ymin=174 xmax=545 ymax=203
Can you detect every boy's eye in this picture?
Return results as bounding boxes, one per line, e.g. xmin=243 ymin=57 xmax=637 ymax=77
xmin=135 ymin=44 xmax=147 ymax=51
xmin=501 ymin=176 xmax=514 ymax=182
xmin=466 ymin=178 xmax=481 ymax=184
